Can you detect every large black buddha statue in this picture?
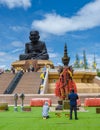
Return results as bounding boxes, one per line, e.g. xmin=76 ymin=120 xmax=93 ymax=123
xmin=19 ymin=30 xmax=49 ymax=60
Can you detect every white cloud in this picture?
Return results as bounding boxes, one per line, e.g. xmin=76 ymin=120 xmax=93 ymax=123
xmin=0 ymin=65 xmax=6 ymax=68
xmin=0 ymin=52 xmax=9 ymax=62
xmin=0 ymin=52 xmax=6 ymax=56
xmin=0 ymin=0 xmax=31 ymax=9
xmin=10 ymin=26 xmax=24 ymax=31
xmin=0 ymin=51 xmax=13 ymax=60
xmin=39 ymin=32 xmax=50 ymax=41
xmin=56 ymin=62 xmax=63 ymax=66
xmin=0 ymin=52 xmax=7 ymax=62
xmin=71 ymin=34 xmax=87 ymax=39
xmin=0 ymin=51 xmax=19 ymax=69
xmin=87 ymin=54 xmax=94 ymax=65
xmin=11 ymin=48 xmax=24 ymax=53
xmin=9 ymin=25 xmax=29 ymax=32
xmin=49 ymin=53 xmax=58 ymax=58
xmin=11 ymin=41 xmax=24 ymax=47
xmin=32 ymin=0 xmax=100 ymax=35
xmin=48 ymin=48 xmax=54 ymax=53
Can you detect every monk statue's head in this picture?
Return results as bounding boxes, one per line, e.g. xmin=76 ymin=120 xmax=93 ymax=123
xmin=29 ymin=30 xmax=40 ymax=42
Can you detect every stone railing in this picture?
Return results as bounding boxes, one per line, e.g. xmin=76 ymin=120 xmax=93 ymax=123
xmin=74 ymin=68 xmax=97 ymax=72
xmin=49 ymin=68 xmax=97 ymax=73
xmin=40 ymin=68 xmax=49 ymax=94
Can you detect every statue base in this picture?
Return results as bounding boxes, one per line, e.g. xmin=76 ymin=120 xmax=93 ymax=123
xmin=63 ymin=100 xmax=70 ymax=110
xmin=11 ymin=59 xmax=54 ymax=72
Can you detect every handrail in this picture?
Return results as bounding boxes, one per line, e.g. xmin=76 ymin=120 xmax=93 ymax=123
xmin=40 ymin=69 xmax=49 ymax=94
xmin=4 ymin=71 xmax=23 ymax=94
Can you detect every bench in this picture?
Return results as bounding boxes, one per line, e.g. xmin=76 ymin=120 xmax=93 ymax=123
xmin=96 ymin=108 xmax=100 ymax=113
xmin=84 ymin=98 xmax=100 ymax=107
xmin=23 ymin=107 xmax=31 ymax=112
xmin=30 ymin=98 xmax=52 ymax=107
xmin=0 ymin=103 xmax=8 ymax=111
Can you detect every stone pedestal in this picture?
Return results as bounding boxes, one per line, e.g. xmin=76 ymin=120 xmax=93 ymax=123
xmin=63 ymin=100 xmax=70 ymax=109
xmin=12 ymin=60 xmax=54 ymax=72
xmin=96 ymin=108 xmax=100 ymax=113
xmin=0 ymin=103 xmax=8 ymax=111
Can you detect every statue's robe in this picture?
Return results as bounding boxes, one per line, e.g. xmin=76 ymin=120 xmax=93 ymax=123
xmin=55 ymin=68 xmax=77 ymax=100
xmin=19 ymin=41 xmax=49 ymax=60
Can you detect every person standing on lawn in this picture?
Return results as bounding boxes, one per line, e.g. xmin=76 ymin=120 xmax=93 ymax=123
xmin=68 ymin=89 xmax=79 ymax=120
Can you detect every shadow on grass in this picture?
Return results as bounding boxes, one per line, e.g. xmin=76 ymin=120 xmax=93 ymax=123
xmin=0 ymin=116 xmax=42 ymax=119
xmin=56 ymin=123 xmax=72 ymax=125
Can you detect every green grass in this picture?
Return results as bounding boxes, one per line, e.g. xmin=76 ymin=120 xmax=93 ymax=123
xmin=0 ymin=106 xmax=100 ymax=130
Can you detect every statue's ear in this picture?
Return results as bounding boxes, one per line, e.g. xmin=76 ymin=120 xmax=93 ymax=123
xmin=38 ymin=35 xmax=40 ymax=39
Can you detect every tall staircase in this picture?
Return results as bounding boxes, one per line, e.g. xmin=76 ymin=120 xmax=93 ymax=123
xmin=0 ymin=71 xmax=100 ymax=105
xmin=4 ymin=71 xmax=24 ymax=94
xmin=13 ymin=72 xmax=41 ymax=94
xmin=0 ymin=73 xmax=15 ymax=94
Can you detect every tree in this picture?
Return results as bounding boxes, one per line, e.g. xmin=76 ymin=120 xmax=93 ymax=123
xmin=83 ymin=50 xmax=88 ymax=69
xmin=74 ymin=53 xmax=80 ymax=68
xmin=92 ymin=53 xmax=97 ymax=69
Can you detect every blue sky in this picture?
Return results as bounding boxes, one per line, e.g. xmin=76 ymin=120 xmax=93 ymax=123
xmin=0 ymin=0 xmax=100 ymax=69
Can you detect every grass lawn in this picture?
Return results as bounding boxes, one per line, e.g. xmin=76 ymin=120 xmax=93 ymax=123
xmin=0 ymin=106 xmax=100 ymax=130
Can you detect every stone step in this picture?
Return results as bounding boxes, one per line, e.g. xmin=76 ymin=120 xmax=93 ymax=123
xmin=13 ymin=72 xmax=41 ymax=94
xmin=0 ymin=73 xmax=15 ymax=94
